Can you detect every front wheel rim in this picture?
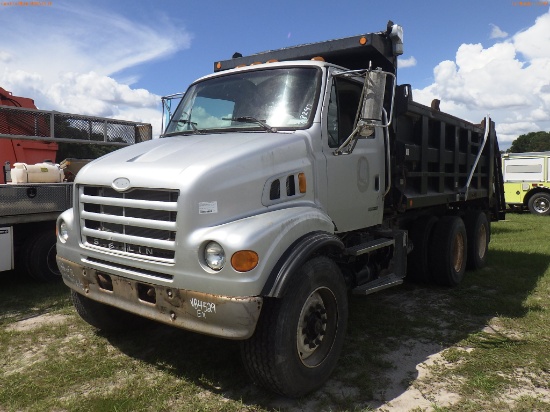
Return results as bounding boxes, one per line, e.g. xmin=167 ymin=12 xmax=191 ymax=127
xmin=296 ymin=287 xmax=338 ymax=368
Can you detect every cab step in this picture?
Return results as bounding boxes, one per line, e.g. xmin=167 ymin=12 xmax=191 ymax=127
xmin=352 ymin=273 xmax=404 ymax=295
xmin=344 ymin=238 xmax=395 ymax=256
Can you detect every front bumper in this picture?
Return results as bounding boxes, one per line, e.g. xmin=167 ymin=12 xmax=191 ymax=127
xmin=57 ymin=256 xmax=263 ymax=339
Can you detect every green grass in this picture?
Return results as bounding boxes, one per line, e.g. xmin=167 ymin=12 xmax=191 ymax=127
xmin=0 ymin=213 xmax=549 ymax=411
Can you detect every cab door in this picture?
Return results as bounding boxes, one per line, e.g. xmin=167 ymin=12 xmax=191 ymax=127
xmin=322 ymin=72 xmax=385 ymax=233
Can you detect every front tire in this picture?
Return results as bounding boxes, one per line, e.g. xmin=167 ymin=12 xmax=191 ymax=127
xmin=241 ymin=256 xmax=348 ymax=398
xmin=528 ymin=192 xmax=550 ymax=216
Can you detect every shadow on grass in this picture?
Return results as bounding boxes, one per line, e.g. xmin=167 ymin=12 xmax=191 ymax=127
xmin=97 ymin=247 xmax=549 ymax=410
xmin=0 ymin=269 xmax=69 ymax=323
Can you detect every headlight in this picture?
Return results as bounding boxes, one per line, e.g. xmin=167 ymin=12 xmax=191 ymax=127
xmin=204 ymin=241 xmax=225 ymax=271
xmin=58 ymin=220 xmax=69 ymax=242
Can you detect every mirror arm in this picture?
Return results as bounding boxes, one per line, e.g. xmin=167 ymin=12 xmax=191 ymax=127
xmin=334 ymin=126 xmax=361 ymax=156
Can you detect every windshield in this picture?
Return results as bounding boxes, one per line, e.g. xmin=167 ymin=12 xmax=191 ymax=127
xmin=164 ymin=67 xmax=320 ymax=135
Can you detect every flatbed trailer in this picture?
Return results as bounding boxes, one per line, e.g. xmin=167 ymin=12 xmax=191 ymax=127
xmin=0 ymin=102 xmax=152 ymax=280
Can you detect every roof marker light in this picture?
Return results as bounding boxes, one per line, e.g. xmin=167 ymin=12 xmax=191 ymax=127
xmin=359 ymin=37 xmax=368 ymax=45
xmin=311 ymin=56 xmax=325 ymax=62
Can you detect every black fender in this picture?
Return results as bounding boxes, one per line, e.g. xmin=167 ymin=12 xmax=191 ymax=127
xmin=261 ymin=231 xmax=344 ymax=298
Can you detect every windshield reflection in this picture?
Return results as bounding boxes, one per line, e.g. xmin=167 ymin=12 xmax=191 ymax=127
xmin=164 ymin=67 xmax=320 ymax=135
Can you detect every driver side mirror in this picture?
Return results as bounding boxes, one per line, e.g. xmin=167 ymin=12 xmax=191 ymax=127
xmin=334 ymin=68 xmax=395 ymax=155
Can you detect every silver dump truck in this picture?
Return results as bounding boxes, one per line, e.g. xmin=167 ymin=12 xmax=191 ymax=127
xmin=56 ymin=21 xmax=506 ymax=397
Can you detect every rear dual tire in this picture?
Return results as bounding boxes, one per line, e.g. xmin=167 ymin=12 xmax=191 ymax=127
xmin=465 ymin=211 xmax=490 ymax=270
xmin=408 ymin=213 xmax=486 ymax=286
xmin=430 ymin=216 xmax=467 ymax=286
xmin=407 ymin=216 xmax=438 ymax=283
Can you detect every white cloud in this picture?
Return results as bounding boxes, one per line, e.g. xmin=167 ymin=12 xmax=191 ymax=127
xmin=0 ymin=51 xmax=13 ymax=63
xmin=514 ymin=12 xmax=550 ymax=59
xmin=0 ymin=3 xmax=192 ymax=136
xmin=489 ymin=24 xmax=508 ymax=39
xmin=399 ymin=56 xmax=417 ymax=68
xmin=413 ymin=10 xmax=550 ymax=149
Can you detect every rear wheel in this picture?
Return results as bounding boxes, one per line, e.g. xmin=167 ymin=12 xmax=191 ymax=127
xmin=27 ymin=230 xmax=60 ymax=282
xmin=528 ymin=192 xmax=550 ymax=216
xmin=407 ymin=215 xmax=438 ymax=282
xmin=430 ymin=216 xmax=467 ymax=286
xmin=465 ymin=211 xmax=490 ymax=270
xmin=71 ymin=290 xmax=145 ymax=332
xmin=16 ymin=234 xmax=38 ymax=278
xmin=241 ymin=256 xmax=348 ymax=398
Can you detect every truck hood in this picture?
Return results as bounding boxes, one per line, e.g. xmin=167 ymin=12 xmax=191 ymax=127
xmin=75 ymin=131 xmax=316 ymax=226
xmin=77 ymin=132 xmax=305 ymax=185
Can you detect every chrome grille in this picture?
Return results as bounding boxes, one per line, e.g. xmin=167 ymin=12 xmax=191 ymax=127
xmin=79 ymin=185 xmax=178 ymax=261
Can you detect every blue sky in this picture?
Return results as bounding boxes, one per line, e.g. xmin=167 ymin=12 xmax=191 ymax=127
xmin=1 ymin=0 xmax=549 ymax=148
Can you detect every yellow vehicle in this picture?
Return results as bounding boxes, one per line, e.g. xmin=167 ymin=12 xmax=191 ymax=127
xmin=503 ymin=152 xmax=550 ymax=215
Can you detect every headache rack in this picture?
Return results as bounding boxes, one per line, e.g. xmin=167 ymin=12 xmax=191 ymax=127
xmin=0 ymin=105 xmax=152 ymax=146
xmin=214 ymin=21 xmax=403 ymax=75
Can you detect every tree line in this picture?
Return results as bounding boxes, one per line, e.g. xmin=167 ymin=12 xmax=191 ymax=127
xmin=507 ymin=131 xmax=550 ymax=153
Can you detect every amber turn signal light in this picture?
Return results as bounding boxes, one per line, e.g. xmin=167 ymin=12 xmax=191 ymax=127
xmin=298 ymin=172 xmax=306 ymax=193
xmin=231 ymin=250 xmax=259 ymax=272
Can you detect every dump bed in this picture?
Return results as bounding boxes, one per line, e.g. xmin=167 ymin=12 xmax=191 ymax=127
xmin=389 ymin=85 xmax=506 ymax=220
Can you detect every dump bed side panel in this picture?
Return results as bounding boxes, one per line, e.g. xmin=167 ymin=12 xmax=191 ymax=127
xmin=388 ymin=86 xmax=505 ymax=220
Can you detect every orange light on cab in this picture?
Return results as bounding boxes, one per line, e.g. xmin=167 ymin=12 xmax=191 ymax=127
xmin=231 ymin=250 xmax=259 ymax=272
xmin=298 ymin=173 xmax=307 ymax=193
xmin=311 ymin=56 xmax=325 ymax=62
xmin=359 ymin=37 xmax=368 ymax=45
xmin=216 ymin=62 xmax=222 ymax=70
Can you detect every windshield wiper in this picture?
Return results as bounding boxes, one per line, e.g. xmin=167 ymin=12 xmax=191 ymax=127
xmin=177 ymin=119 xmax=202 ymax=132
xmin=223 ymin=116 xmax=277 ymax=133
xmin=163 ymin=119 xmax=203 ymax=137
